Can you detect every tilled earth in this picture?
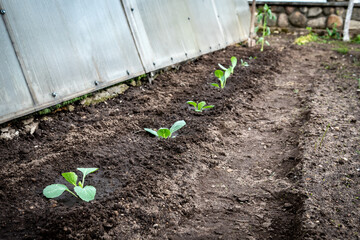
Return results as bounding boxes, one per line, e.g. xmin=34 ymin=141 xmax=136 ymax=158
xmin=0 ymin=34 xmax=359 ymax=240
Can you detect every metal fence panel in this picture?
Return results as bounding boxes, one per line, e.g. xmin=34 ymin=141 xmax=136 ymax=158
xmin=123 ymin=0 xmax=200 ymax=72
xmin=0 ymin=0 xmax=250 ymax=124
xmin=185 ymin=0 xmax=226 ymax=55
xmin=0 ymin=0 xmax=144 ymax=107
xmin=123 ymin=0 xmax=250 ymax=73
xmin=0 ymin=18 xmax=34 ymax=123
xmin=214 ymin=0 xmax=250 ymax=45
xmin=235 ymin=0 xmax=251 ymax=40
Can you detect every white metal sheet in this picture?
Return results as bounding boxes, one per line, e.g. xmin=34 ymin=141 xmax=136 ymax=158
xmin=185 ymin=0 xmax=227 ymax=54
xmin=0 ymin=18 xmax=34 ymax=123
xmin=0 ymin=0 xmax=144 ymax=106
xmin=235 ymin=0 xmax=251 ymax=41
xmin=214 ymin=0 xmax=250 ymax=45
xmin=123 ymin=0 xmax=200 ymax=72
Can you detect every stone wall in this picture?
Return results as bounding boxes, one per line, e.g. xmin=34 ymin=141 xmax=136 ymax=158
xmin=252 ymin=3 xmax=360 ymax=29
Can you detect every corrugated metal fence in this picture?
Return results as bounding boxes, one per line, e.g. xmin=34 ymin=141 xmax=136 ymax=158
xmin=0 ymin=0 xmax=250 ymax=124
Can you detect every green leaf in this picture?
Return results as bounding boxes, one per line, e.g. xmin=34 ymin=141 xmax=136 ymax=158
xmin=265 ymin=40 xmax=270 ymax=46
xmin=186 ymin=101 xmax=197 ymax=108
xmin=218 ymin=64 xmax=227 ymax=71
xmin=144 ymin=128 xmax=158 ymax=137
xmin=77 ymin=168 xmax=98 ymax=179
xmin=224 ymin=68 xmax=231 ymax=79
xmin=170 ymin=120 xmax=186 ymax=134
xmin=231 ymin=56 xmax=237 ymax=68
xmin=62 ymin=172 xmax=78 ymax=187
xmin=43 ymin=184 xmax=69 ymax=198
xmin=197 ymin=101 xmax=206 ymax=110
xmin=254 ymin=26 xmax=259 ymax=33
xmin=74 ymin=185 xmax=96 ymax=202
xmin=214 ymin=70 xmax=224 ymax=79
xmin=157 ymin=128 xmax=171 ymax=138
xmin=203 ymin=105 xmax=214 ymax=109
xmin=326 ymin=28 xmax=331 ymax=35
xmin=257 ymin=13 xmax=263 ymax=23
xmin=211 ymin=83 xmax=220 ymax=88
xmin=266 ymin=27 xmax=271 ymax=36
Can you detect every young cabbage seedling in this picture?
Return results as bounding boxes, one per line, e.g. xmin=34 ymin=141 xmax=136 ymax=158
xmin=43 ymin=168 xmax=98 ymax=202
xmin=187 ymin=101 xmax=214 ymax=112
xmin=211 ymin=68 xmax=231 ymax=89
xmin=144 ymin=120 xmax=186 ymax=139
xmin=218 ymin=56 xmax=237 ymax=74
xmin=255 ymin=4 xmax=276 ymax=51
xmin=240 ymin=59 xmax=249 ymax=67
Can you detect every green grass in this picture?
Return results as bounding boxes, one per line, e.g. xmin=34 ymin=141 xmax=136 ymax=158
xmin=333 ymin=47 xmax=349 ymax=54
xmin=315 ymin=123 xmax=331 ymax=150
xmin=352 ymin=34 xmax=360 ymax=44
xmin=38 ymin=94 xmax=90 ymax=115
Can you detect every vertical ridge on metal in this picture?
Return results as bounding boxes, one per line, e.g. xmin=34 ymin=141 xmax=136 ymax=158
xmin=0 ymin=16 xmax=34 ymax=123
xmin=122 ymin=0 xmax=250 ymax=72
xmin=0 ymin=0 xmax=144 ymax=116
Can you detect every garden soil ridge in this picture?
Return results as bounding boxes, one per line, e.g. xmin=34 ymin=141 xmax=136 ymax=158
xmin=0 ymin=34 xmax=359 ymax=239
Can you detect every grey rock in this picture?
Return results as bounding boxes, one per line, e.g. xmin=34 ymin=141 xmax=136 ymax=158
xmin=323 ymin=7 xmax=335 ymax=16
xmin=106 ymin=84 xmax=129 ymax=96
xmin=353 ymin=8 xmax=360 ymax=21
xmin=285 ymin=6 xmax=296 ymax=15
xmin=335 ymin=7 xmax=345 ymax=17
xmin=81 ymin=84 xmax=129 ymax=105
xmin=300 ymin=7 xmax=308 ymax=14
xmin=1 ymin=126 xmax=10 ymax=133
xmin=268 ymin=13 xmax=277 ymax=27
xmin=278 ymin=13 xmax=289 ymax=27
xmin=67 ymin=105 xmax=75 ymax=112
xmin=350 ymin=20 xmax=360 ymax=30
xmin=289 ymin=11 xmax=307 ymax=27
xmin=22 ymin=117 xmax=34 ymax=125
xmin=24 ymin=122 xmax=39 ymax=135
xmin=308 ymin=17 xmax=327 ymax=28
xmin=0 ymin=128 xmax=19 ymax=140
xmin=308 ymin=7 xmax=322 ymax=17
xmin=271 ymin=6 xmax=285 ymax=13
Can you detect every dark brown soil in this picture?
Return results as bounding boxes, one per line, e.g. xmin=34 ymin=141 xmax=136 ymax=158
xmin=0 ymin=34 xmax=359 ymax=240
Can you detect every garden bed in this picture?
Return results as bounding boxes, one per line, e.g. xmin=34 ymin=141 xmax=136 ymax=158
xmin=0 ymin=33 xmax=359 ymax=239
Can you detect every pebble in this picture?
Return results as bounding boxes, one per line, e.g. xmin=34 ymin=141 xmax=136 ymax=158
xmin=284 ymin=203 xmax=292 ymax=208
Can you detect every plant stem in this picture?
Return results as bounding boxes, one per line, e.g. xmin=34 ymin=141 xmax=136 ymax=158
xmin=82 ymin=175 xmax=86 ymax=188
xmin=261 ymin=15 xmax=267 ymax=52
xmin=315 ymin=123 xmax=330 ymax=150
xmin=66 ymin=189 xmax=79 ymax=198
